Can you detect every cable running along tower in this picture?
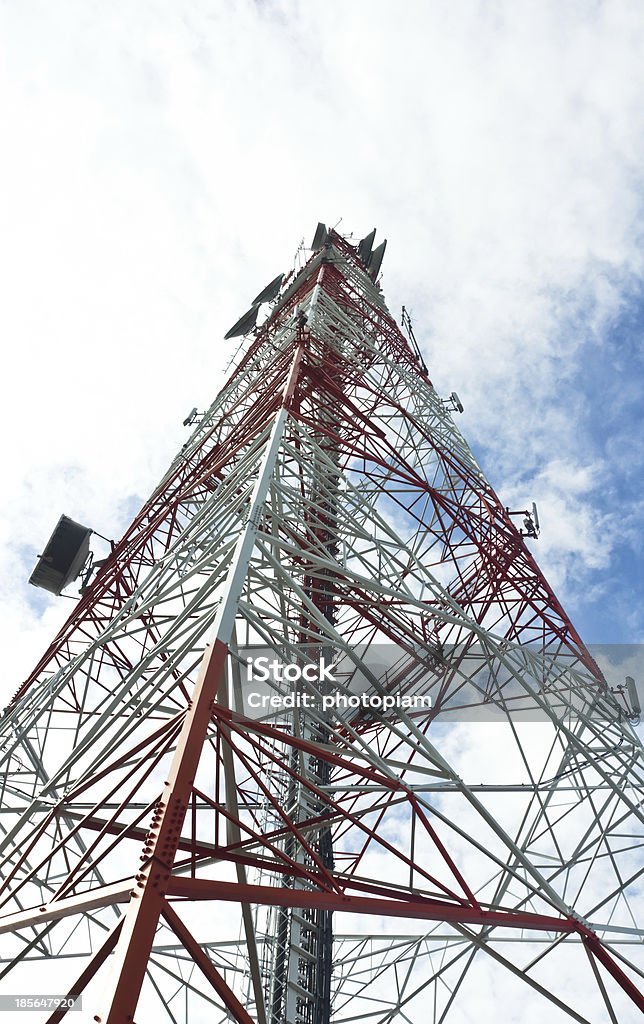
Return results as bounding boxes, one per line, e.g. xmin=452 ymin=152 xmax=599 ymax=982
xmin=0 ymin=226 xmax=642 ymax=1023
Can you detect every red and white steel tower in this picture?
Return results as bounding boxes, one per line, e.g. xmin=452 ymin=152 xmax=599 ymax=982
xmin=0 ymin=225 xmax=642 ymax=1023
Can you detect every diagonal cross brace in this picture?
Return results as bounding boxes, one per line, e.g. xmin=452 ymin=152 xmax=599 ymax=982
xmin=94 ymin=341 xmax=305 ymax=1024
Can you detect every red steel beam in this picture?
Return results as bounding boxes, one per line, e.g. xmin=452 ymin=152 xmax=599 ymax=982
xmin=167 ymin=877 xmax=579 ymax=934
xmin=93 ymin=637 xmax=230 ymax=1024
xmin=161 ymin=900 xmax=256 ymax=1024
xmin=44 ymin=920 xmax=123 ymax=1024
xmin=93 ymin=333 xmax=307 ymax=1023
xmin=581 ymin=933 xmax=644 ymax=1016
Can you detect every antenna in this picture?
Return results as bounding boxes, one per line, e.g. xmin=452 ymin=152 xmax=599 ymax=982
xmin=626 ymin=676 xmax=641 ymax=717
xmin=400 ymin=305 xmax=429 ymax=375
xmin=507 ymin=505 xmax=540 ymax=539
xmin=357 ymin=229 xmax=376 ymax=264
xmin=532 ymin=502 xmax=540 ymax=535
xmin=448 ymin=392 xmax=464 ymax=414
xmin=311 ymin=222 xmax=328 ymax=250
xmin=367 ymin=240 xmax=387 ymax=280
xmin=251 ymin=273 xmax=284 ymax=306
xmin=223 ymin=304 xmax=259 ymax=340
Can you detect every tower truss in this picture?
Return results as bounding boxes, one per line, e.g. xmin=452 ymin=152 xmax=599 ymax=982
xmin=0 ymin=227 xmax=642 ymax=1023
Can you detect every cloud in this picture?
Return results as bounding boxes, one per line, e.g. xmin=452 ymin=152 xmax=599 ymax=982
xmin=0 ymin=9 xmax=642 ymax=1017
xmin=0 ymin=0 xmax=641 ymax=691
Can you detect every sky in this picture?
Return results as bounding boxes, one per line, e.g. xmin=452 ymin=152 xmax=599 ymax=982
xmin=0 ymin=4 xmax=642 ymax=1019
xmin=0 ymin=2 xmax=638 ymax=671
xmin=0 ymin=0 xmax=642 ymax=695
xmin=0 ymin=8 xmax=638 ymax=663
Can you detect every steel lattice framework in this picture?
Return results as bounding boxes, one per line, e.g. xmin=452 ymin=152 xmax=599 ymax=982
xmin=0 ymin=228 xmax=642 ymax=1023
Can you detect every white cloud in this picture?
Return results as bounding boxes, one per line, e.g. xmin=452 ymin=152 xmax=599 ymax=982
xmin=0 ymin=0 xmax=640 ymax=698
xmin=0 ymin=8 xmax=642 ymax=1015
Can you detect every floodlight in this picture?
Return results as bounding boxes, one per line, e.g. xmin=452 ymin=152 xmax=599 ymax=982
xmin=29 ymin=516 xmax=92 ymax=596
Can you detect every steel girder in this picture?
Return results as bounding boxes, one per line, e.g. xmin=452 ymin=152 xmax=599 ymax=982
xmin=0 ymin=231 xmax=642 ymax=1023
